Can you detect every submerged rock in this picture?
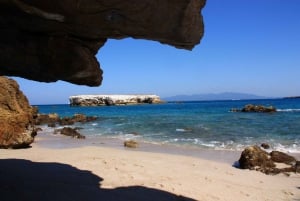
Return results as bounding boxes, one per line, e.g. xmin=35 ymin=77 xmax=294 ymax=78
xmin=0 ymin=76 xmax=37 ymax=148
xmin=238 ymin=145 xmax=299 ymax=175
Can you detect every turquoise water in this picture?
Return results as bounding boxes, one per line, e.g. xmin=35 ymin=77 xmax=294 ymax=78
xmin=36 ymin=98 xmax=300 ymax=152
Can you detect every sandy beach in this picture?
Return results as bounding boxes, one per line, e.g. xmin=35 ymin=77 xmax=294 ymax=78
xmin=0 ymin=134 xmax=299 ymax=201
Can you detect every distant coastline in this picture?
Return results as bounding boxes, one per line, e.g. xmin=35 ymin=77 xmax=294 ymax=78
xmin=283 ymin=96 xmax=300 ymax=99
xmin=163 ymin=92 xmax=270 ymax=102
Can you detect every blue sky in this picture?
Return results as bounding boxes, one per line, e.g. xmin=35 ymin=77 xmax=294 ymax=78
xmin=14 ymin=0 xmax=300 ymax=104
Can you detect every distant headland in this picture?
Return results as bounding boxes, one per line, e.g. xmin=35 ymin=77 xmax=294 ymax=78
xmin=283 ymin=96 xmax=300 ymax=99
xmin=163 ymin=92 xmax=269 ymax=101
xmin=69 ymin=95 xmax=164 ymax=106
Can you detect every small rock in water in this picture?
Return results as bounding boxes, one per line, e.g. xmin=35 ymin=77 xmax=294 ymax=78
xmin=231 ymin=104 xmax=276 ymax=113
xmin=242 ymin=104 xmax=276 ymax=113
xmin=124 ymin=140 xmax=138 ymax=148
xmin=261 ymin=143 xmax=270 ymax=149
xmin=54 ymin=127 xmax=86 ymax=139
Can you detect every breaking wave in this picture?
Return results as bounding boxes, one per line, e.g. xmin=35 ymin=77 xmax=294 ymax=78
xmin=277 ymin=108 xmax=300 ymax=112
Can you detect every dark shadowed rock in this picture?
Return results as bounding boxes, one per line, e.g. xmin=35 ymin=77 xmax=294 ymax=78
xmin=59 ymin=117 xmax=75 ymax=126
xmin=270 ymin=151 xmax=296 ymax=165
xmin=295 ymin=161 xmax=300 ymax=173
xmin=35 ymin=113 xmax=60 ymax=126
xmin=55 ymin=127 xmax=85 ymax=139
xmin=261 ymin=143 xmax=270 ymax=149
xmin=0 ymin=76 xmax=37 ymax=148
xmin=35 ymin=113 xmax=98 ymax=127
xmin=0 ymin=0 xmax=205 ymax=86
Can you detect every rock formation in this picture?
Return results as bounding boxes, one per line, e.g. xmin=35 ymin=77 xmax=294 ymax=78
xmin=0 ymin=76 xmax=36 ymax=148
xmin=35 ymin=113 xmax=98 ymax=127
xmin=0 ymin=0 xmax=206 ymax=86
xmin=124 ymin=140 xmax=139 ymax=148
xmin=54 ymin=127 xmax=86 ymax=139
xmin=261 ymin=143 xmax=270 ymax=149
xmin=231 ymin=104 xmax=276 ymax=113
xmin=69 ymin=95 xmax=164 ymax=106
xmin=238 ymin=145 xmax=298 ymax=175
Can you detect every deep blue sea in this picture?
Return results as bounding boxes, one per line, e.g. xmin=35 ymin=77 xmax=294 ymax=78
xmin=36 ymin=98 xmax=300 ymax=153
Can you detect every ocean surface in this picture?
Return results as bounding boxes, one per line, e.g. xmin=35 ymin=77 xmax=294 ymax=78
xmin=36 ymin=98 xmax=300 ymax=153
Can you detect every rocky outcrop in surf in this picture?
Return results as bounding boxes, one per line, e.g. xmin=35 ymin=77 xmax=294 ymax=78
xmin=69 ymin=95 xmax=164 ymax=106
xmin=54 ymin=127 xmax=86 ymax=139
xmin=231 ymin=104 xmax=276 ymax=113
xmin=35 ymin=113 xmax=98 ymax=127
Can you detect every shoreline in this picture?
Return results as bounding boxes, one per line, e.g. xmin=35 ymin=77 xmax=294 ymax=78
xmin=33 ymin=132 xmax=244 ymax=165
xmin=34 ymin=131 xmax=300 ymax=165
xmin=1 ymin=132 xmax=300 ymax=200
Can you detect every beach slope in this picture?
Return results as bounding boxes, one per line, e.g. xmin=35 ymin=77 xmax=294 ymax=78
xmin=0 ymin=142 xmax=299 ymax=201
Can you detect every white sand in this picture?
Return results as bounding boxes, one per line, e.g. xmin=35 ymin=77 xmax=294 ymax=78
xmin=0 ymin=135 xmax=299 ymax=201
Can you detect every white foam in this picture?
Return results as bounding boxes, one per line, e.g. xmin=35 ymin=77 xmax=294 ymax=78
xmin=175 ymin=128 xmax=193 ymax=132
xmin=273 ymin=143 xmax=300 ymax=153
xmin=277 ymin=108 xmax=300 ymax=112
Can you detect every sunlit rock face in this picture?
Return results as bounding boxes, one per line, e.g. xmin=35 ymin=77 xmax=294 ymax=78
xmin=0 ymin=0 xmax=205 ymax=86
xmin=0 ymin=76 xmax=36 ymax=148
xmin=69 ymin=95 xmax=164 ymax=106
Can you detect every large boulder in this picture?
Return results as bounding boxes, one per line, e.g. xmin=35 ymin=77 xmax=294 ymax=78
xmin=238 ymin=145 xmax=275 ymax=172
xmin=0 ymin=76 xmax=36 ymax=148
xmin=0 ymin=0 xmax=206 ymax=86
xmin=239 ymin=145 xmax=298 ymax=175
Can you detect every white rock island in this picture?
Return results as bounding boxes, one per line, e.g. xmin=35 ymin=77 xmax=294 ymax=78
xmin=69 ymin=95 xmax=164 ymax=106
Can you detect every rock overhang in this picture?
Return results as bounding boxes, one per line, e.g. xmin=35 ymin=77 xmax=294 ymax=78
xmin=0 ymin=0 xmax=206 ymax=86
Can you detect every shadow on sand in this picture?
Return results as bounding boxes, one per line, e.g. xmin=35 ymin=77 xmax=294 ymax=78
xmin=0 ymin=159 xmax=195 ymax=201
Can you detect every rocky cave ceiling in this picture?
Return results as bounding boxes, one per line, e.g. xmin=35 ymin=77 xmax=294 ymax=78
xmin=0 ymin=0 xmax=206 ymax=86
